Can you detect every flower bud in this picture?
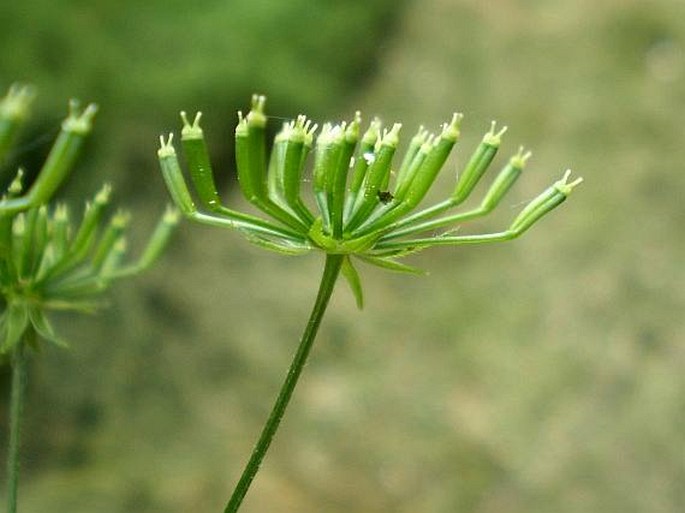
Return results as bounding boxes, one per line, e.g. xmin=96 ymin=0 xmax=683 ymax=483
xmin=313 ymin=123 xmax=344 ymax=228
xmin=7 ymin=169 xmax=25 ymax=197
xmin=50 ymin=204 xmax=70 ymax=262
xmin=345 ymin=123 xmax=401 ymax=232
xmin=43 ymin=185 xmax=111 ymax=278
xmin=134 ymin=206 xmax=180 ymax=272
xmin=282 ymin=116 xmax=314 ymax=219
xmin=451 ymin=121 xmax=506 ymax=203
xmin=510 ymin=170 xmax=583 ymax=233
xmin=180 ymin=111 xmax=221 ymax=211
xmin=345 ymin=118 xmax=381 ymax=215
xmin=235 ymin=95 xmax=269 ymax=205
xmin=0 ymin=84 xmax=35 ymax=162
xmin=92 ymin=210 xmax=130 ymax=272
xmin=30 ymin=206 xmax=49 ymax=276
xmin=158 ymin=134 xmax=197 ymax=216
xmin=1 ymin=100 xmax=97 ymax=214
xmin=479 ymin=146 xmax=531 ymax=212
xmin=403 ymin=113 xmax=462 ymax=209
xmin=330 ymin=112 xmax=361 ymax=237
xmin=394 ymin=125 xmax=429 ymax=193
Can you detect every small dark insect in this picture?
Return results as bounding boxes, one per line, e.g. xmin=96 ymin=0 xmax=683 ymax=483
xmin=377 ymin=190 xmax=394 ymax=204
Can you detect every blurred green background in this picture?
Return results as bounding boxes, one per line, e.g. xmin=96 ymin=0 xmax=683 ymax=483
xmin=1 ymin=0 xmax=684 ymax=512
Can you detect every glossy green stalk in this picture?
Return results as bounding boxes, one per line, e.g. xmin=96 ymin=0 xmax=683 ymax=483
xmin=375 ymin=170 xmax=583 ymax=251
xmin=6 ymin=337 xmax=29 ymax=513
xmin=379 ymin=147 xmax=530 ymax=241
xmin=224 ymin=254 xmax=344 ymax=513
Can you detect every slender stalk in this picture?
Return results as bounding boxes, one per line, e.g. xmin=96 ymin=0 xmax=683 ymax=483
xmin=6 ymin=333 xmax=30 ymax=513
xmin=224 ymin=253 xmax=344 ymax=513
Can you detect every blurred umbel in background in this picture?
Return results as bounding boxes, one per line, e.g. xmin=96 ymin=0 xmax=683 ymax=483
xmin=1 ymin=1 xmax=684 ymax=512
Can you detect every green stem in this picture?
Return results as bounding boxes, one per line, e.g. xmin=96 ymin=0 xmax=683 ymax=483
xmin=224 ymin=253 xmax=344 ymax=513
xmin=6 ymin=335 xmax=29 ymax=513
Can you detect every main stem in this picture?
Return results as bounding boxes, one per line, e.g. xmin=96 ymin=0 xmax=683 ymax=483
xmin=224 ymin=254 xmax=344 ymax=513
xmin=6 ymin=336 xmax=29 ymax=513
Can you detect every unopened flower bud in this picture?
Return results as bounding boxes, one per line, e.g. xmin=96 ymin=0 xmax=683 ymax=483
xmin=510 ymin=170 xmax=583 ymax=233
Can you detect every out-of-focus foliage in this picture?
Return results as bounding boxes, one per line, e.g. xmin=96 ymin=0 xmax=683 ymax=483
xmin=2 ymin=1 xmax=684 ymax=513
xmin=0 ymin=0 xmax=405 ymax=199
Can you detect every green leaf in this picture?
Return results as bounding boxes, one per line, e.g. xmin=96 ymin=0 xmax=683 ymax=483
xmin=28 ymin=308 xmax=68 ymax=349
xmin=40 ymin=270 xmax=109 ymax=306
xmin=309 ymin=217 xmax=379 ymax=255
xmin=367 ymin=243 xmax=431 ymax=259
xmin=341 ymin=256 xmax=364 ymax=309
xmin=239 ymin=228 xmax=312 ymax=256
xmin=358 ymin=255 xmax=427 ymax=275
xmin=0 ymin=303 xmax=29 ymax=353
xmin=42 ymin=299 xmax=102 ymax=313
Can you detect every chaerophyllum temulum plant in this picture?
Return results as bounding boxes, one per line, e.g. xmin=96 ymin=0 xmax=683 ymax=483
xmin=158 ymin=94 xmax=582 ymax=512
xmin=0 ymin=84 xmax=178 ymax=513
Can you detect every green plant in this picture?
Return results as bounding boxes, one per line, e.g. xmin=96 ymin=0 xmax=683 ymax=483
xmin=0 ymin=85 xmax=96 ymax=215
xmin=0 ymin=85 xmax=178 ymax=513
xmin=158 ymin=95 xmax=581 ymax=512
